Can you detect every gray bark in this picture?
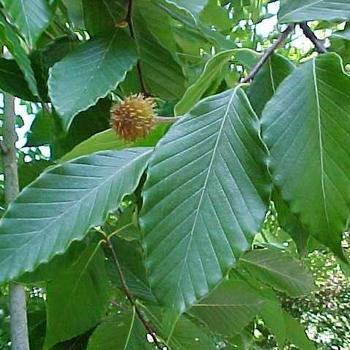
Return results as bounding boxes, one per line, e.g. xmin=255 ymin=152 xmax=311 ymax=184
xmin=2 ymin=93 xmax=30 ymax=350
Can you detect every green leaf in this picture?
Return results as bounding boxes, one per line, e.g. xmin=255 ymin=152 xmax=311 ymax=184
xmin=107 ymin=237 xmax=156 ymax=303
xmin=175 ymin=50 xmax=236 ymax=116
xmin=175 ymin=49 xmax=260 ymax=116
xmin=0 ymin=148 xmax=152 ymax=283
xmin=87 ymin=308 xmax=153 ymax=350
xmin=52 ymin=98 xmax=112 ymax=160
xmin=19 ymin=241 xmax=85 ymax=284
xmin=60 ymin=124 xmax=167 ymax=162
xmin=282 ymin=311 xmax=316 ymax=349
xmin=239 ymin=248 xmax=314 ymax=297
xmin=45 ymin=243 xmax=110 ymax=348
xmin=26 ymin=110 xmax=56 ymax=147
xmin=82 ymin=0 xmax=126 ymax=35
xmin=1 ymin=0 xmax=54 ymax=47
xmin=279 ymin=0 xmax=350 ymax=23
xmin=0 ymin=58 xmax=38 ymax=101
xmin=133 ymin=2 xmax=187 ymax=100
xmin=18 ymin=160 xmax=53 ymax=189
xmin=190 ymin=279 xmax=266 ymax=337
xmin=258 ymin=290 xmax=286 ymax=348
xmin=140 ymin=87 xmax=271 ymax=313
xmin=248 ymin=54 xmax=295 ymax=116
xmin=261 ymin=53 xmax=350 ymax=258
xmin=331 ymin=28 xmax=350 ymax=65
xmin=168 ymin=317 xmax=217 ymax=350
xmin=164 ymin=0 xmax=208 ymax=18
xmin=0 ymin=13 xmax=38 ymax=96
xmin=273 ymin=190 xmax=310 ymax=256
xmin=48 ymin=30 xmax=138 ymax=130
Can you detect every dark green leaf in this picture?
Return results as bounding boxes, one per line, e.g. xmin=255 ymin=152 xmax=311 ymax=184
xmin=140 ymin=87 xmax=271 ymax=313
xmin=283 ymin=311 xmax=316 ymax=349
xmin=273 ymin=190 xmax=310 ymax=256
xmin=279 ymin=0 xmax=350 ymax=23
xmin=49 ymin=30 xmax=138 ymax=129
xmin=190 ymin=279 xmax=266 ymax=337
xmin=133 ymin=2 xmax=187 ymax=100
xmin=83 ymin=0 xmax=127 ymax=35
xmin=248 ymin=54 xmax=295 ymax=116
xmin=1 ymin=0 xmax=54 ymax=47
xmin=0 ymin=148 xmax=152 ymax=283
xmin=0 ymin=13 xmax=38 ymax=96
xmin=261 ymin=53 xmax=350 ymax=258
xmin=87 ymin=309 xmax=153 ymax=350
xmin=239 ymin=248 xmax=314 ymax=297
xmin=45 ymin=244 xmax=110 ymax=348
xmin=0 ymin=58 xmax=37 ymax=101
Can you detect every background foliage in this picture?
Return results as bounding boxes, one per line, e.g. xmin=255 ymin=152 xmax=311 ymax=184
xmin=0 ymin=0 xmax=350 ymax=349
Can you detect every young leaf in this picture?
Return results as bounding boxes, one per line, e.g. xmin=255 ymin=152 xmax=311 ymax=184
xmin=48 ymin=30 xmax=138 ymax=130
xmin=239 ymin=248 xmax=315 ymax=297
xmin=140 ymin=87 xmax=271 ymax=314
xmin=1 ymin=0 xmax=54 ymax=48
xmin=175 ymin=48 xmax=260 ymax=116
xmin=60 ymin=125 xmax=167 ymax=162
xmin=261 ymin=53 xmax=350 ymax=258
xmin=279 ymin=0 xmax=350 ymax=23
xmin=45 ymin=243 xmax=110 ymax=348
xmin=0 ymin=148 xmax=152 ymax=283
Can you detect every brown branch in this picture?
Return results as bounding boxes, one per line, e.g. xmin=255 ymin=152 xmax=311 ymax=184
xmin=126 ymin=0 xmax=148 ymax=95
xmin=300 ymin=22 xmax=327 ymax=54
xmin=106 ymin=238 xmax=163 ymax=349
xmin=241 ymin=24 xmax=295 ymax=83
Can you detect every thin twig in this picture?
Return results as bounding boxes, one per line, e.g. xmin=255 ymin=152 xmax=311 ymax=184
xmin=106 ymin=238 xmax=163 ymax=349
xmin=126 ymin=0 xmax=148 ymax=95
xmin=154 ymin=116 xmax=181 ymax=124
xmin=241 ymin=24 xmax=295 ymax=83
xmin=300 ymin=22 xmax=327 ymax=54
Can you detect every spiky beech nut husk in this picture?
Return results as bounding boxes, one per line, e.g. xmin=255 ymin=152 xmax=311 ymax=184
xmin=111 ymin=94 xmax=156 ymax=141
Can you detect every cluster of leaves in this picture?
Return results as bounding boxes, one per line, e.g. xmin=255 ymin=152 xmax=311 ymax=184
xmin=0 ymin=0 xmax=350 ymax=349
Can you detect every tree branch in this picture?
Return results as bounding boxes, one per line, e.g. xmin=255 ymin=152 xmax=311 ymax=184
xmin=2 ymin=93 xmax=30 ymax=350
xmin=126 ymin=0 xmax=148 ymax=95
xmin=106 ymin=237 xmax=163 ymax=349
xmin=300 ymin=22 xmax=327 ymax=54
xmin=241 ymin=24 xmax=295 ymax=83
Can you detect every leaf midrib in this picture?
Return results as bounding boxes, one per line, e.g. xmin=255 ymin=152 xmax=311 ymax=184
xmin=177 ymin=88 xmax=238 ymax=295
xmin=0 ymin=151 xmax=149 ymax=277
xmin=312 ymin=59 xmax=330 ymax=225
